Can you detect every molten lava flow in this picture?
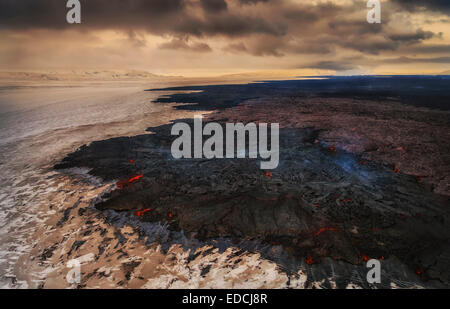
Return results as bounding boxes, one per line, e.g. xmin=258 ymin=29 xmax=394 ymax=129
xmin=393 ymin=164 xmax=400 ymax=173
xmin=315 ymin=227 xmax=340 ymax=236
xmin=305 ymin=256 xmax=314 ymax=265
xmin=116 ymin=174 xmax=144 ymax=189
xmin=135 ymin=208 xmax=151 ymax=217
xmin=128 ymin=174 xmax=143 ymax=183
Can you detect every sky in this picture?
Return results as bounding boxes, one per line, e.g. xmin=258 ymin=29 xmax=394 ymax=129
xmin=0 ymin=0 xmax=449 ymax=76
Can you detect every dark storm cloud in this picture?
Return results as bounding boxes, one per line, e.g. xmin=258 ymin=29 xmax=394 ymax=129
xmin=384 ymin=56 xmax=450 ymax=64
xmin=282 ymin=1 xmax=342 ymax=24
xmin=0 ymin=0 xmax=186 ymax=30
xmin=159 ymin=39 xmax=212 ymax=52
xmin=283 ymin=7 xmax=319 ymax=23
xmin=0 ymin=0 xmax=447 ymax=64
xmin=343 ymin=39 xmax=398 ymax=55
xmin=328 ymin=20 xmax=383 ymax=35
xmin=174 ymin=14 xmax=286 ymax=37
xmin=324 ymin=27 xmax=437 ymax=56
xmin=305 ymin=54 xmax=450 ymax=72
xmin=388 ymin=29 xmax=435 ymax=43
xmin=0 ymin=0 xmax=285 ymax=37
xmin=392 ymin=0 xmax=450 ymax=14
xmin=0 ymin=0 xmax=68 ymax=29
xmin=238 ymin=0 xmax=270 ymax=5
xmin=406 ymin=44 xmax=450 ymax=54
xmin=200 ymin=0 xmax=228 ymax=13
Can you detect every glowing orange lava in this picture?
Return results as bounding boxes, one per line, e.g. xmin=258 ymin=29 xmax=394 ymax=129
xmin=128 ymin=174 xmax=143 ymax=183
xmin=116 ymin=174 xmax=144 ymax=189
xmin=134 ymin=208 xmax=152 ymax=217
xmin=315 ymin=227 xmax=340 ymax=236
xmin=393 ymin=165 xmax=400 ymax=173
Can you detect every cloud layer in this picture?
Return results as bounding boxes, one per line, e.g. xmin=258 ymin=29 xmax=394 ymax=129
xmin=0 ymin=0 xmax=449 ymax=75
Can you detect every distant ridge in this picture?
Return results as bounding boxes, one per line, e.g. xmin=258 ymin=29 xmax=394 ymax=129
xmin=0 ymin=70 xmax=179 ymax=81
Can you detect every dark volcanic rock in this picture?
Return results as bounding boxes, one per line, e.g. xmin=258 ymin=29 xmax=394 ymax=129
xmin=55 ymin=118 xmax=450 ymax=286
xmin=149 ymin=76 xmax=450 ymax=111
